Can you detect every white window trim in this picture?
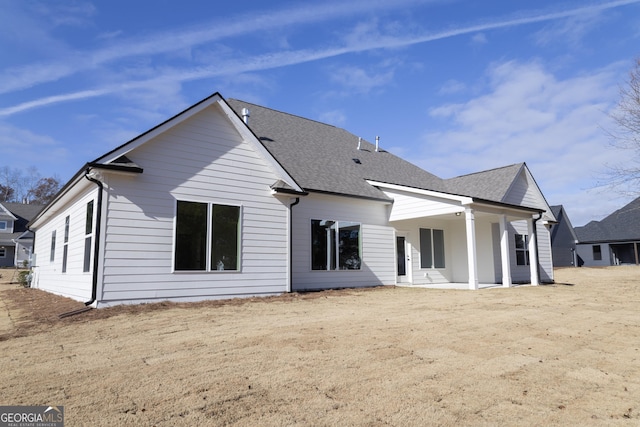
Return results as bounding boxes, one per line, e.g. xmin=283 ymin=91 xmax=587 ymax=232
xmin=419 ymin=228 xmax=445 ymax=269
xmin=310 ymin=219 xmax=362 ymax=272
xmin=172 ymin=199 xmax=243 ymax=273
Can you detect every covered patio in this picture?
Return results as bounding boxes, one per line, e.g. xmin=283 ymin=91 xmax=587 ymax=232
xmin=370 ymin=181 xmax=545 ymax=290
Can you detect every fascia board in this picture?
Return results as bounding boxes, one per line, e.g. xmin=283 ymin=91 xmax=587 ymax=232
xmin=367 ymin=180 xmax=474 ymax=204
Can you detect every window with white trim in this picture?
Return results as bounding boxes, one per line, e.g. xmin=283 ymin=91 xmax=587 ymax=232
xmin=0 ymin=221 xmax=6 ymax=230
xmin=420 ymin=228 xmax=445 ymax=269
xmin=311 ymin=220 xmax=361 ymax=270
xmin=83 ymin=201 xmax=93 ymax=272
xmin=515 ymin=234 xmax=529 ymax=266
xmin=50 ymin=230 xmax=56 ymax=262
xmin=62 ymin=215 xmax=69 ymax=273
xmin=174 ymin=201 xmax=240 ymax=271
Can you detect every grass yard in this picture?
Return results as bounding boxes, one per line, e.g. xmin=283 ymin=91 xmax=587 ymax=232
xmin=1 ymin=266 xmax=639 ymax=426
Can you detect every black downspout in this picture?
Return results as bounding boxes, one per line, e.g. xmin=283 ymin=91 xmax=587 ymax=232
xmin=532 ymin=212 xmax=543 ymax=284
xmin=289 ymin=197 xmax=300 ymax=292
xmin=84 ymin=171 xmax=103 ymax=306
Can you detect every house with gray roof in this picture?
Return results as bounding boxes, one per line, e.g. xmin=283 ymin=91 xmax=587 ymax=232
xmin=28 ymin=93 xmax=555 ymax=307
xmin=549 ymin=205 xmax=579 ymax=267
xmin=0 ymin=202 xmax=42 ymax=268
xmin=574 ymin=197 xmax=640 ymax=266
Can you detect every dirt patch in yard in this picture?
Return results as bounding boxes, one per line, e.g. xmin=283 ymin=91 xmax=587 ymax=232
xmin=1 ymin=267 xmax=639 ymax=426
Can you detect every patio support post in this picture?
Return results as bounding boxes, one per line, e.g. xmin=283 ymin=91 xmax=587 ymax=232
xmin=465 ymin=208 xmax=479 ymax=290
xmin=527 ymin=217 xmax=539 ymax=285
xmin=499 ymin=214 xmax=512 ymax=287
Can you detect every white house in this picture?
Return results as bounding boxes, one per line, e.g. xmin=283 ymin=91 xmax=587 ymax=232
xmin=29 ymin=93 xmax=556 ymax=307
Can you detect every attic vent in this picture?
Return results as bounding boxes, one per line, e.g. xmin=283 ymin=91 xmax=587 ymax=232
xmin=352 ymin=158 xmax=361 ymax=164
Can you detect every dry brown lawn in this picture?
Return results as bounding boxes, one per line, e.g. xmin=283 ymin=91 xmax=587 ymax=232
xmin=1 ymin=266 xmax=639 ymax=426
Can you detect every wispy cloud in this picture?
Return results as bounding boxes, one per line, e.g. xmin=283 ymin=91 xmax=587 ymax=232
xmin=421 ymin=60 xmax=627 ymax=225
xmin=0 ymin=0 xmax=431 ymax=95
xmin=1 ymin=0 xmax=639 ymax=116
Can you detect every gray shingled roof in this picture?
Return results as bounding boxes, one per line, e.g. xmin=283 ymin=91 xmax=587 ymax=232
xmin=0 ymin=202 xmax=42 ymax=243
xmin=574 ymin=197 xmax=640 ymax=243
xmin=228 ymin=99 xmax=448 ymax=200
xmin=2 ymin=203 xmax=43 ymax=231
xmin=444 ymin=164 xmax=523 ymax=201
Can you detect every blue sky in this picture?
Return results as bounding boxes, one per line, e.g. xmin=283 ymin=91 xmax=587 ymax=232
xmin=2 ymin=0 xmax=640 ymax=226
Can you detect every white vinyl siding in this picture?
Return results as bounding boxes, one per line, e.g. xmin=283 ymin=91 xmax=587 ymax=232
xmin=96 ymin=103 xmax=289 ymax=305
xmin=31 ymin=187 xmax=98 ymax=302
xmin=292 ymin=193 xmax=395 ymax=291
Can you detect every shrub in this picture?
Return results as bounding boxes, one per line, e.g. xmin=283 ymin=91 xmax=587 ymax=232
xmin=17 ymin=271 xmax=31 ymax=288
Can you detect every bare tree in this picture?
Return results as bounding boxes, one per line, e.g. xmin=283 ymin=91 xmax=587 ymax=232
xmin=0 ymin=166 xmax=61 ymax=204
xmin=607 ymin=58 xmax=640 ymax=193
xmin=0 ymin=166 xmax=22 ymax=202
xmin=0 ymin=184 xmax=15 ymax=202
xmin=27 ymin=176 xmax=61 ymax=205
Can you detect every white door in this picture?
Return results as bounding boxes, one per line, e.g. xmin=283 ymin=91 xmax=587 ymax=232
xmin=396 ymin=235 xmax=411 ymax=284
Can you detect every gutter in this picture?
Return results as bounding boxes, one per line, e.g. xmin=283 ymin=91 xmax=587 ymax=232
xmin=83 ymin=169 xmax=104 ymax=307
xmin=288 ymin=197 xmax=301 ymax=293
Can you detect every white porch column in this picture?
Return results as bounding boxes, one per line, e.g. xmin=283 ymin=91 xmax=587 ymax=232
xmin=527 ymin=217 xmax=539 ymax=285
xmin=465 ymin=208 xmax=479 ymax=290
xmin=499 ymin=215 xmax=512 ymax=288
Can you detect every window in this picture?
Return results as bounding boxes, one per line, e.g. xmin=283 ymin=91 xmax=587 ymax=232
xmin=593 ymin=245 xmax=602 ymax=261
xmin=0 ymin=248 xmax=5 ymax=258
xmin=50 ymin=230 xmax=56 ymax=262
xmin=311 ymin=220 xmax=361 ymax=270
xmin=420 ymin=228 xmax=445 ymax=268
xmin=174 ymin=201 xmax=240 ymax=271
xmin=0 ymin=221 xmax=6 ymax=230
xmin=515 ymin=234 xmax=529 ymax=266
xmin=62 ymin=215 xmax=70 ymax=273
xmin=83 ymin=201 xmax=94 ymax=273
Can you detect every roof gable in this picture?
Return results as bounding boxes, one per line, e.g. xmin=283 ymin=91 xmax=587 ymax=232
xmin=444 ymin=163 xmax=523 ymax=201
xmin=550 ymin=205 xmax=578 ymax=243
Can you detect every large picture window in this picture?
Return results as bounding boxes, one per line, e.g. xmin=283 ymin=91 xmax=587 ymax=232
xmin=174 ymin=201 xmax=240 ymax=271
xmin=311 ymin=220 xmax=361 ymax=270
xmin=515 ymin=234 xmax=529 ymax=266
xmin=420 ymin=228 xmax=445 ymax=269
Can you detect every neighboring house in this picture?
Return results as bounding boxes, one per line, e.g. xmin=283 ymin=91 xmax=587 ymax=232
xmin=0 ymin=202 xmax=42 ymax=268
xmin=575 ymin=197 xmax=640 ymax=266
xmin=549 ymin=205 xmax=579 ymax=267
xmin=28 ymin=93 xmax=556 ymax=307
